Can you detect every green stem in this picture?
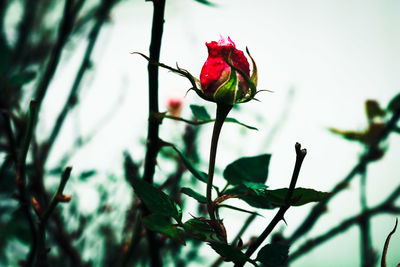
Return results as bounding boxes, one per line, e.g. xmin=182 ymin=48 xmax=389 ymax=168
xmin=206 ymin=103 xmax=232 ymax=221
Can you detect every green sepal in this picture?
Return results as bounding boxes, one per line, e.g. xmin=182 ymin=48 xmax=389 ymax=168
xmin=213 ymin=67 xmax=238 ymax=105
xmin=133 ymin=52 xmax=215 ymax=103
xmin=223 ymin=48 xmax=258 ymax=103
xmin=247 ymin=47 xmax=258 ymax=90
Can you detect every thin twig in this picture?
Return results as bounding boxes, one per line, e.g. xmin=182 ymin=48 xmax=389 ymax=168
xmin=34 ymin=0 xmax=78 ymax=113
xmin=13 ymin=0 xmax=38 ymax=64
xmin=288 ymin=109 xmax=400 ymax=244
xmin=359 ymin=166 xmax=375 ymax=267
xmin=234 ymin=143 xmax=307 ymax=267
xmin=289 ymin=185 xmax=400 ymax=262
xmin=43 ymin=0 xmax=117 ymax=164
xmin=36 ymin=167 xmax=72 ymax=267
xmin=15 ymin=100 xmax=39 ymax=266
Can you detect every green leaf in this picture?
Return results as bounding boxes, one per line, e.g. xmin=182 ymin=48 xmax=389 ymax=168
xmin=184 ymin=218 xmax=224 ymax=243
xmin=167 ymin=144 xmax=219 ymax=191
xmin=181 ymin=187 xmax=206 ymax=203
xmin=257 ymin=188 xmax=331 ymax=207
xmin=225 ymin=185 xmax=276 ymax=209
xmin=225 ymin=186 xmax=330 ymax=209
xmin=9 ymin=71 xmax=36 ymax=86
xmin=142 ymin=214 xmax=185 ymax=245
xmin=387 ymin=93 xmax=400 ymax=112
xmin=256 ymin=243 xmax=289 ymax=267
xmin=209 ymin=243 xmax=249 ymax=263
xmin=168 ymin=144 xmax=207 ymax=182
xmin=225 ymin=117 xmax=258 ymax=130
xmin=223 ymin=154 xmax=271 ymax=185
xmin=129 ymin=175 xmax=182 ymax=222
xmin=190 ymin=105 xmax=211 ymax=120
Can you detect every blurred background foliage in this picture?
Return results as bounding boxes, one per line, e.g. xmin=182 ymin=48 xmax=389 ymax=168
xmin=0 ymin=0 xmax=399 ymax=266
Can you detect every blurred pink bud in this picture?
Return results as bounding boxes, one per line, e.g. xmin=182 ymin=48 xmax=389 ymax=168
xmin=167 ymin=97 xmax=183 ymax=117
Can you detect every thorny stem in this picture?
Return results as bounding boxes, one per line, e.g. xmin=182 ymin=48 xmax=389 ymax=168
xmin=235 ymin=143 xmax=307 ymax=267
xmin=141 ymin=0 xmax=166 ymax=266
xmin=206 ymin=103 xmax=232 ymax=222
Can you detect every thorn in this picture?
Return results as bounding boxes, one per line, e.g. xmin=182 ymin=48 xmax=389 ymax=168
xmin=282 ymin=216 xmax=288 ymax=226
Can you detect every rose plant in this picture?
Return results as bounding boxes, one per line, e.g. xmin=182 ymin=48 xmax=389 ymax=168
xmin=132 ymin=36 xmax=331 ymax=266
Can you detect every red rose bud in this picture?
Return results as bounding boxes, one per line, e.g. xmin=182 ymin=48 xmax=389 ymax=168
xmin=200 ymin=36 xmax=257 ymax=105
xmin=32 ymin=197 xmax=42 ymax=217
xmin=56 ymin=194 xmax=72 ymax=203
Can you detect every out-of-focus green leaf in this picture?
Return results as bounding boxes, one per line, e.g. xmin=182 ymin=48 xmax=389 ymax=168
xmin=256 ymin=243 xmax=289 ymax=267
xmin=181 ymin=187 xmax=206 ymax=204
xmin=209 ymin=243 xmax=249 ymax=263
xmin=79 ymin=170 xmax=96 ymax=180
xmin=184 ymin=218 xmax=224 ymax=243
xmin=0 ymin=209 xmax=31 ymax=244
xmin=0 ymin=42 xmax=11 ymax=74
xmin=129 ymin=174 xmax=182 ymax=222
xmin=193 ymin=0 xmax=216 ymax=7
xmin=142 ymin=214 xmax=185 ymax=245
xmin=257 ymin=188 xmax=331 ymax=206
xmin=224 ymin=117 xmax=258 ymax=130
xmin=365 ymin=100 xmax=385 ymax=120
xmin=9 ymin=71 xmax=36 ymax=86
xmin=190 ymin=104 xmax=211 ymax=120
xmin=329 ymin=128 xmax=363 ymax=142
xmin=223 ymin=154 xmax=271 ymax=185
xmin=387 ymin=93 xmax=400 ymax=112
xmin=124 ymin=152 xmax=140 ymax=187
